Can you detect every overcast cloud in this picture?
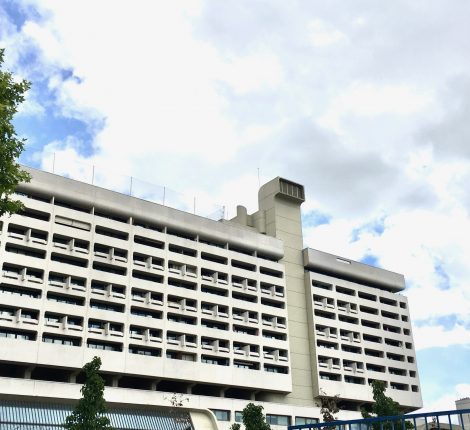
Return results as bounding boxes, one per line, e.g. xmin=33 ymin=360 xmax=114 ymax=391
xmin=1 ymin=0 xmax=470 ymax=411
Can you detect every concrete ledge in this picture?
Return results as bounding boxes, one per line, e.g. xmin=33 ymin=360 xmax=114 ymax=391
xmin=303 ymin=248 xmax=405 ymax=292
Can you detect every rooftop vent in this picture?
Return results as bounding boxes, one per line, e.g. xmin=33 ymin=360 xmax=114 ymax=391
xmin=279 ymin=178 xmax=305 ymax=202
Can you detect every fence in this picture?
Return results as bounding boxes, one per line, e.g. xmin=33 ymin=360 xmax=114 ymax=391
xmin=289 ymin=408 xmax=470 ymax=430
xmin=40 ymin=154 xmax=226 ymax=221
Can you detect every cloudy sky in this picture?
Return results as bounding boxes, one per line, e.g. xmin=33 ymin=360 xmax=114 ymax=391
xmin=1 ymin=0 xmax=469 ymax=412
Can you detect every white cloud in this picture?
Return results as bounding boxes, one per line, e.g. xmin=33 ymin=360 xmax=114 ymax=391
xmin=419 ymin=383 xmax=470 ymax=414
xmin=4 ymin=0 xmax=470 ymax=385
xmin=319 ymin=82 xmax=434 ymax=132
xmin=308 ymin=19 xmax=348 ymax=47
xmin=413 ymin=325 xmax=470 ymax=351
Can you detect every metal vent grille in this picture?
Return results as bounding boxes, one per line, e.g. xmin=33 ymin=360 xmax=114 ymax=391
xmin=279 ymin=179 xmax=305 ymax=202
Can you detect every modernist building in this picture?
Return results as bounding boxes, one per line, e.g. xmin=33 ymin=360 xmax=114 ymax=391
xmin=0 ymin=167 xmax=422 ymax=428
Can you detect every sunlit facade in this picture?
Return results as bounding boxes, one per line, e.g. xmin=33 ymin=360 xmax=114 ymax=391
xmin=0 ymin=167 xmax=422 ymax=428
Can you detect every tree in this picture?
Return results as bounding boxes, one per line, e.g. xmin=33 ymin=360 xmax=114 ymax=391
xmin=316 ymin=390 xmax=340 ymax=423
xmin=164 ymin=392 xmax=191 ymax=430
xmin=362 ymin=381 xmax=412 ymax=430
xmin=315 ymin=390 xmax=340 ymax=430
xmin=64 ymin=356 xmax=114 ymax=430
xmin=229 ymin=403 xmax=271 ymax=430
xmin=0 ymin=48 xmax=31 ymax=218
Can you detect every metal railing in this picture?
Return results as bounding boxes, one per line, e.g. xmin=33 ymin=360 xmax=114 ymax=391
xmin=31 ymin=155 xmax=227 ymax=221
xmin=289 ymin=408 xmax=470 ymax=430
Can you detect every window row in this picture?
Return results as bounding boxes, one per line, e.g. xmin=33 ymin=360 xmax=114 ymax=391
xmin=317 ymin=356 xmax=417 ymax=377
xmin=318 ymin=372 xmax=419 ymax=392
xmin=10 ymin=197 xmax=280 ymax=262
xmin=0 ymin=327 xmax=290 ymax=373
xmin=314 ymin=309 xmax=410 ymax=330
xmin=315 ymin=325 xmax=413 ymax=348
xmin=313 ymin=297 xmax=409 ymax=322
xmin=316 ymin=340 xmax=415 ymax=363
xmin=312 ymin=281 xmax=407 ymax=309
xmin=0 ymin=301 xmax=287 ymax=338
xmin=211 ymin=410 xmax=317 ymax=426
xmin=0 ymin=263 xmax=286 ymax=308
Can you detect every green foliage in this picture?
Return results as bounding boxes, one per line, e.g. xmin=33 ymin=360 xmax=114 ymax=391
xmin=0 ymin=48 xmax=31 ymax=218
xmin=64 ymin=356 xmax=114 ymax=430
xmin=362 ymin=381 xmax=412 ymax=430
xmin=232 ymin=403 xmax=270 ymax=430
xmin=316 ymin=391 xmax=340 ymax=423
xmin=362 ymin=381 xmax=402 ymax=418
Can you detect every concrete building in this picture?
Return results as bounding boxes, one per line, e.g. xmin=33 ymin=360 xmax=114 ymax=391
xmin=0 ymin=167 xmax=422 ymax=428
xmin=456 ymin=398 xmax=470 ymax=429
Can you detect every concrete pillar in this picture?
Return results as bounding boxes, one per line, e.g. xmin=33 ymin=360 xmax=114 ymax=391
xmin=24 ymin=366 xmax=35 ymax=379
xmin=69 ymin=370 xmax=80 ymax=383
xmin=111 ymin=375 xmax=121 ymax=387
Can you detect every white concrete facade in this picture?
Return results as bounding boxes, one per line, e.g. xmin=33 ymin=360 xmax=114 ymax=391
xmin=0 ymin=168 xmax=422 ymax=428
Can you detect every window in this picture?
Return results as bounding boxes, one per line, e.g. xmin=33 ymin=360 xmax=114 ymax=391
xmin=129 ymin=345 xmax=161 ymax=357
xmin=55 ymin=199 xmax=90 ymax=213
xmin=168 ymin=244 xmax=197 ymax=256
xmin=131 ymin=307 xmax=162 ymax=319
xmin=134 ymin=235 xmax=164 ymax=249
xmin=133 ymin=219 xmax=164 ymax=232
xmin=132 ymin=271 xmax=163 ymax=284
xmin=211 ymin=410 xmax=230 ymax=422
xmin=233 ymin=325 xmax=257 ymax=335
xmin=0 ymin=328 xmax=36 ymax=341
xmin=319 ymin=372 xmax=340 ymax=381
xmin=168 ymin=313 xmax=196 ymax=325
xmin=235 ymin=411 xmax=243 ymax=423
xmin=234 ymin=360 xmax=259 ymax=370
xmin=5 ymin=245 xmax=45 ymax=259
xmin=201 ymin=355 xmax=229 ymax=366
xmin=201 ymin=319 xmax=226 ymax=330
xmin=0 ymin=284 xmax=41 ymax=299
xmin=345 ymin=376 xmax=365 ymax=384
xmin=295 ymin=417 xmax=319 ymax=426
xmin=259 ymin=267 xmax=283 ymax=278
xmin=90 ymin=300 xmax=124 ymax=313
xmin=264 ymin=365 xmax=288 ymax=374
xmin=166 ymin=351 xmax=196 ymax=361
xmin=19 ymin=207 xmax=50 ymax=222
xmin=43 ymin=334 xmax=81 ymax=346
xmin=231 ymin=260 xmax=255 ymax=271
xmin=95 ymin=225 xmax=128 ymax=240
xmin=168 ymin=278 xmax=196 ymax=291
xmin=167 ymin=228 xmax=196 ymax=241
xmin=262 ymin=330 xmax=286 ymax=341
xmin=201 ymin=285 xmax=228 ymax=297
xmin=95 ymin=210 xmax=127 ymax=223
xmin=260 ymin=297 xmax=284 ymax=309
xmin=51 ymin=253 xmax=88 ymax=268
xmin=312 ymin=281 xmax=333 ymax=291
xmin=93 ymin=262 xmax=126 ymax=276
xmin=266 ymin=415 xmax=290 ymax=426
xmin=87 ymin=340 xmax=122 ymax=351
xmin=47 ymin=293 xmax=84 ymax=306
xmin=336 ymin=286 xmax=355 ymax=296
xmin=202 ymin=252 xmax=227 ymax=265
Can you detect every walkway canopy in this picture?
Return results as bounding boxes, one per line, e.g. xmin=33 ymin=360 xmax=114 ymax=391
xmin=0 ymin=399 xmax=194 ymax=430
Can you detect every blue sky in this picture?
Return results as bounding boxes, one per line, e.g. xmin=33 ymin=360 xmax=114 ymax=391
xmin=1 ymin=0 xmax=470 ymax=412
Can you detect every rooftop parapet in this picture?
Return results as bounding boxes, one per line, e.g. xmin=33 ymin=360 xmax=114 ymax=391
xmin=303 ymin=248 xmax=405 ymax=292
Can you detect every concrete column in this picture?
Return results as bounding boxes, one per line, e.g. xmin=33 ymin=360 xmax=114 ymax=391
xmin=111 ymin=375 xmax=121 ymax=387
xmin=24 ymin=366 xmax=35 ymax=379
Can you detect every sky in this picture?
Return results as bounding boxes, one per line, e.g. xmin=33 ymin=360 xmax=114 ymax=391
xmin=1 ymin=0 xmax=470 ymax=413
